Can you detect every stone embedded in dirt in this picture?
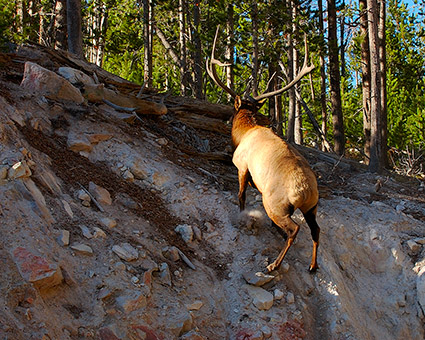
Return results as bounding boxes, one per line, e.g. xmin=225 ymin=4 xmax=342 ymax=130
xmin=261 ymin=326 xmax=272 ymax=338
xmin=93 ymin=227 xmax=107 ymax=238
xmin=244 ymin=284 xmax=274 ymax=311
xmin=112 ymin=243 xmax=138 ymax=261
xmin=162 ymin=246 xmax=181 ymax=262
xmin=159 ymin=262 xmax=172 ymax=286
xmin=12 ymin=247 xmax=63 ymax=290
xmin=122 ymin=170 xmax=134 ymax=182
xmin=407 ymin=240 xmax=422 ymax=253
xmin=116 ymin=290 xmax=147 ymax=313
xmin=286 ymin=292 xmax=295 ymax=304
xmin=20 ymin=62 xmax=84 ymax=104
xmin=61 ymin=199 xmax=73 ymax=218
xmin=167 ymin=310 xmax=193 ymax=337
xmin=186 ymin=300 xmax=203 ymax=311
xmin=71 ymin=244 xmax=94 ymax=255
xmin=79 ymin=225 xmax=93 ymax=239
xmin=192 ymin=225 xmax=202 ymax=241
xmin=77 ymin=189 xmax=91 ymax=202
xmin=175 ymin=224 xmax=194 ymax=243
xmin=0 ymin=165 xmax=8 ymax=180
xmin=100 ymin=217 xmax=117 ymax=229
xmin=67 ymin=133 xmax=93 ymax=153
xmin=57 ymin=229 xmax=70 ymax=246
xmin=274 ymin=289 xmax=284 ymax=300
xmin=8 ymin=161 xmax=32 ymax=179
xmin=58 ymin=67 xmax=95 ymax=86
xmin=89 ymin=181 xmax=112 ymax=206
xmin=243 ymin=271 xmax=275 ymax=287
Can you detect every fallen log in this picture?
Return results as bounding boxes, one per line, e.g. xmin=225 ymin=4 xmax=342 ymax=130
xmin=84 ymin=83 xmax=167 ymax=116
xmin=172 ymin=110 xmax=231 ymax=135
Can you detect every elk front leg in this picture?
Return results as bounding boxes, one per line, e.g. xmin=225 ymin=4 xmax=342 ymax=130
xmin=237 ymin=168 xmax=250 ymax=211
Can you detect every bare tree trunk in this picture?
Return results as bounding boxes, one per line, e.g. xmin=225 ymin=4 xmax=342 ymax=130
xmin=192 ymin=1 xmax=203 ymax=99
xmin=367 ymin=0 xmax=383 ymax=173
xmin=179 ymin=0 xmax=188 ymax=95
xmin=251 ymin=1 xmax=259 ymax=97
xmin=360 ymin=0 xmax=371 ymax=161
xmin=53 ymin=0 xmax=67 ymax=50
xmin=293 ymin=5 xmax=302 ymax=145
xmin=328 ymin=0 xmax=345 ymax=155
xmin=67 ymin=0 xmax=83 ymax=58
xmin=318 ymin=0 xmax=328 ymax=151
xmin=286 ymin=1 xmax=296 ymax=143
xmin=340 ymin=0 xmax=346 ymax=78
xmin=225 ymin=4 xmax=235 ymax=103
xmin=143 ymin=0 xmax=153 ymax=87
xmin=378 ymin=0 xmax=388 ymax=167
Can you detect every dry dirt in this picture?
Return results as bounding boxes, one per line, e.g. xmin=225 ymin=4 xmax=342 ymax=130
xmin=0 ymin=45 xmax=424 ymax=340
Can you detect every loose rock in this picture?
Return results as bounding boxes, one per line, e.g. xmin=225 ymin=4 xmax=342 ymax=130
xmin=175 ymin=224 xmax=194 ymax=243
xmin=112 ymin=243 xmax=138 ymax=261
xmin=243 ymin=271 xmax=275 ymax=287
xmin=244 ymin=284 xmax=274 ymax=311
xmin=71 ymin=244 xmax=94 ymax=255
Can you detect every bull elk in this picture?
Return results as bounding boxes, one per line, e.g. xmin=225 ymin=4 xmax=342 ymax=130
xmin=207 ymin=27 xmax=320 ymax=273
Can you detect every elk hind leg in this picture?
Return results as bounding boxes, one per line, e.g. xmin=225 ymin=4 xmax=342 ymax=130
xmin=237 ymin=168 xmax=250 ymax=211
xmin=303 ymin=205 xmax=320 ymax=273
xmin=266 ymin=215 xmax=300 ymax=272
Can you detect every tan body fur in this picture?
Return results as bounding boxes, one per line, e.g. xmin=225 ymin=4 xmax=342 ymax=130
xmin=231 ymin=98 xmax=320 ymax=272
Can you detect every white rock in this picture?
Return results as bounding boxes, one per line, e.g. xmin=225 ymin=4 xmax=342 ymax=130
xmin=244 ymin=284 xmax=274 ymax=311
xmin=243 ymin=271 xmax=275 ymax=287
xmin=58 ymin=67 xmax=95 ymax=86
xmin=112 ymin=243 xmax=138 ymax=261
xmin=175 ymin=224 xmax=194 ymax=243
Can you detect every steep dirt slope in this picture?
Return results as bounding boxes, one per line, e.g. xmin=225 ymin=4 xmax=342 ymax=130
xmin=0 ymin=46 xmax=424 ymax=340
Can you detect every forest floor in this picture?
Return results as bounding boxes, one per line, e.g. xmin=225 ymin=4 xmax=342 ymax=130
xmin=0 ymin=44 xmax=424 ymax=340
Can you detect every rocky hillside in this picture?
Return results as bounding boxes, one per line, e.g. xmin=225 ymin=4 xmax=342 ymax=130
xmin=0 ymin=45 xmax=424 ymax=340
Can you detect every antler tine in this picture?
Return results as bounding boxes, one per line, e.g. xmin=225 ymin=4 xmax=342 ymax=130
xmin=252 ymin=33 xmax=314 ymax=102
xmin=206 ymin=26 xmax=238 ymax=98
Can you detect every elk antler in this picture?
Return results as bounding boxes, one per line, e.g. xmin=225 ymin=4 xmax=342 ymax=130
xmin=252 ymin=34 xmax=315 ymax=102
xmin=206 ymin=26 xmax=238 ymax=98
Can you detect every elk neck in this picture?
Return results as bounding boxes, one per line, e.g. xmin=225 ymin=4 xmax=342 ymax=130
xmin=231 ymin=107 xmax=260 ymax=148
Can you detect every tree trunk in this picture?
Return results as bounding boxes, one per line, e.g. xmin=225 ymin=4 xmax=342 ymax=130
xmin=378 ymin=0 xmax=388 ymax=167
xmin=360 ymin=0 xmax=371 ymax=161
xmin=179 ymin=0 xmax=188 ymax=95
xmin=225 ymin=4 xmax=235 ymax=103
xmin=143 ymin=0 xmax=153 ymax=87
xmin=53 ymin=0 xmax=67 ymax=50
xmin=251 ymin=1 xmax=259 ymax=97
xmin=67 ymin=0 xmax=83 ymax=58
xmin=367 ymin=0 xmax=383 ymax=173
xmin=192 ymin=1 xmax=203 ymax=99
xmin=327 ymin=0 xmax=345 ymax=155
xmin=292 ymin=5 xmax=302 ymax=145
xmin=318 ymin=0 xmax=328 ymax=151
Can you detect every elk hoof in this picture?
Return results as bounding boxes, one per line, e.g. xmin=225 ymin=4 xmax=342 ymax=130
xmin=267 ymin=263 xmax=277 ymax=272
xmin=308 ymin=265 xmax=318 ymax=273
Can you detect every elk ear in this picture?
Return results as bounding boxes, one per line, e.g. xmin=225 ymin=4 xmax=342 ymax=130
xmin=234 ymin=96 xmax=242 ymax=111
